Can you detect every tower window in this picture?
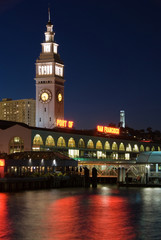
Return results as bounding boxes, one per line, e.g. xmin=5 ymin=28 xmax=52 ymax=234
xmin=44 ymin=108 xmax=46 ymax=112
xmin=49 ymin=117 xmax=51 ymax=121
xmin=39 ymin=118 xmax=41 ymax=122
xmin=38 ymin=65 xmax=52 ymax=75
xmin=55 ymin=65 xmax=63 ymax=77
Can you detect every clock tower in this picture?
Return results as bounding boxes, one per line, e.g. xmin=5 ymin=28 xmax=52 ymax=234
xmin=35 ymin=10 xmax=65 ymax=128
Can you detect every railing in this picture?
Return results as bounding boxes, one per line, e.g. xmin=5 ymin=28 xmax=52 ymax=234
xmin=150 ymin=172 xmax=161 ymax=177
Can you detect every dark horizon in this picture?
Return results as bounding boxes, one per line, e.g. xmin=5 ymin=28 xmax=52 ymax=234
xmin=1 ymin=0 xmax=161 ymax=131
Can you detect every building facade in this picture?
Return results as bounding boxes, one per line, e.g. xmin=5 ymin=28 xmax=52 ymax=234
xmin=0 ymin=121 xmax=161 ymax=161
xmin=0 ymin=98 xmax=35 ymax=127
xmin=35 ymin=12 xmax=65 ymax=129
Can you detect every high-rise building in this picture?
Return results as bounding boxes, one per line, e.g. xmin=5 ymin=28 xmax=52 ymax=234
xmin=35 ymin=10 xmax=65 ymax=129
xmin=0 ymin=98 xmax=35 ymax=126
xmin=120 ymin=110 xmax=125 ymax=128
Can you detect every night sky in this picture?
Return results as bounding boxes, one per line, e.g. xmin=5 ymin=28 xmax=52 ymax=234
xmin=1 ymin=0 xmax=161 ymax=131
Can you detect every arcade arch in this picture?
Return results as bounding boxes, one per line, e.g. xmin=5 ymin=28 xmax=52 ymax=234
xmin=57 ymin=137 xmax=66 ymax=147
xmin=78 ymin=138 xmax=85 ymax=148
xmin=68 ymin=138 xmax=76 ymax=148
xmin=112 ymin=142 xmax=118 ymax=151
xmin=45 ymin=135 xmax=55 ymax=146
xmin=96 ymin=140 xmax=103 ymax=149
xmin=87 ymin=140 xmax=94 ymax=149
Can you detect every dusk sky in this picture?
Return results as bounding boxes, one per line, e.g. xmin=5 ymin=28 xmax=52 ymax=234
xmin=1 ymin=0 xmax=161 ymax=130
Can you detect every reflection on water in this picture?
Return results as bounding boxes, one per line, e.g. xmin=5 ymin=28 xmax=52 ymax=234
xmin=0 ymin=186 xmax=161 ymax=240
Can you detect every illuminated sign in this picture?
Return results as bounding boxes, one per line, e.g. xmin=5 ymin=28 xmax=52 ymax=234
xmin=0 ymin=159 xmax=5 ymax=167
xmin=97 ymin=125 xmax=120 ymax=135
xmin=56 ymin=119 xmax=74 ymax=128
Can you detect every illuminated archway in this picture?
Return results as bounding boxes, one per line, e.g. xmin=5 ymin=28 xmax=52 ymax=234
xmin=57 ymin=137 xmax=66 ymax=147
xmin=119 ymin=143 xmax=125 ymax=151
xmin=33 ymin=134 xmax=43 ymax=145
xmin=68 ymin=138 xmax=76 ymax=148
xmin=9 ymin=136 xmax=24 ymax=154
xmin=126 ymin=143 xmax=132 ymax=152
xmin=133 ymin=144 xmax=139 ymax=152
xmin=104 ymin=141 xmax=110 ymax=150
xmin=78 ymin=138 xmax=85 ymax=148
xmin=96 ymin=140 xmax=103 ymax=149
xmin=158 ymin=146 xmax=161 ymax=151
xmin=45 ymin=135 xmax=55 ymax=146
xmin=146 ymin=146 xmax=150 ymax=151
xmin=140 ymin=145 xmax=144 ymax=152
xmin=87 ymin=140 xmax=94 ymax=149
xmin=112 ymin=142 xmax=118 ymax=151
xmin=151 ymin=146 xmax=155 ymax=151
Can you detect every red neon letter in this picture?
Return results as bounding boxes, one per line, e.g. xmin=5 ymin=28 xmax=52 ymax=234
xmin=0 ymin=159 xmax=5 ymax=167
xmin=68 ymin=121 xmax=74 ymax=128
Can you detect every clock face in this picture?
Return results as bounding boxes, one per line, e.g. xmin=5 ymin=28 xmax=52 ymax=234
xmin=58 ymin=93 xmax=63 ymax=102
xmin=41 ymin=92 xmax=49 ymax=101
xmin=39 ymin=89 xmax=52 ymax=103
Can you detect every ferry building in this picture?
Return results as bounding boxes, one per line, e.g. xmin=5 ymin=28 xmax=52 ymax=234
xmin=0 ymin=12 xmax=161 ymax=180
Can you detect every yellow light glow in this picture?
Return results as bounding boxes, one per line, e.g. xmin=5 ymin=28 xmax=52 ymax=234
xmin=41 ymin=93 xmax=49 ymax=101
xmin=58 ymin=93 xmax=62 ymax=102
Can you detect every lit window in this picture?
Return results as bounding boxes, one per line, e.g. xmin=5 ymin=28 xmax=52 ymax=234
xmin=33 ymin=134 xmax=43 ymax=145
xmin=126 ymin=144 xmax=132 ymax=152
xmin=55 ymin=65 xmax=63 ymax=76
xmin=87 ymin=140 xmax=94 ymax=149
xmin=57 ymin=137 xmax=66 ymax=147
xmin=45 ymin=135 xmax=55 ymax=146
xmin=112 ymin=142 xmax=118 ymax=151
xmin=96 ymin=140 xmax=103 ymax=149
xmin=38 ymin=65 xmax=52 ymax=75
xmin=78 ymin=139 xmax=85 ymax=148
xmin=119 ymin=143 xmax=125 ymax=151
xmin=54 ymin=44 xmax=57 ymax=54
xmin=140 ymin=145 xmax=144 ymax=152
xmin=44 ymin=44 xmax=50 ymax=52
xmin=104 ymin=141 xmax=110 ymax=150
xmin=68 ymin=138 xmax=76 ymax=148
xmin=133 ymin=144 xmax=139 ymax=152
xmin=9 ymin=137 xmax=24 ymax=154
xmin=145 ymin=146 xmax=150 ymax=151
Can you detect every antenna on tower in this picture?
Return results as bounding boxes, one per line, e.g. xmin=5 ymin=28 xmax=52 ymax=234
xmin=48 ymin=4 xmax=51 ymax=23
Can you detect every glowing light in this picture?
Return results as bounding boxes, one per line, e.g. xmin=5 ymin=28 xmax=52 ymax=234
xmin=0 ymin=159 xmax=5 ymax=167
xmin=56 ymin=119 xmax=74 ymax=128
xmin=97 ymin=125 xmax=120 ymax=135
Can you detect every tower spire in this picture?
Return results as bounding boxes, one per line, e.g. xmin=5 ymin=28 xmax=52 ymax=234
xmin=48 ymin=7 xmax=51 ymax=23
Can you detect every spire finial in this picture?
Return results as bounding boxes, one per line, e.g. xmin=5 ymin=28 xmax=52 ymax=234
xmin=48 ymin=7 xmax=51 ymax=22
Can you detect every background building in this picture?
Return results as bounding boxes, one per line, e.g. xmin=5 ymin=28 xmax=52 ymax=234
xmin=120 ymin=110 xmax=125 ymax=128
xmin=0 ymin=98 xmax=35 ymax=127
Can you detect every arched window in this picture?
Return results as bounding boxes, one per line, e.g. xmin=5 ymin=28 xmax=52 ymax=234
xmin=9 ymin=137 xmax=24 ymax=154
xmin=104 ymin=141 xmax=110 ymax=150
xmin=57 ymin=137 xmax=66 ymax=147
xmin=96 ymin=140 xmax=103 ymax=149
xmin=33 ymin=134 xmax=43 ymax=145
xmin=87 ymin=139 xmax=94 ymax=149
xmin=78 ymin=138 xmax=85 ymax=148
xmin=151 ymin=146 xmax=155 ymax=151
xmin=45 ymin=135 xmax=55 ymax=146
xmin=126 ymin=143 xmax=132 ymax=152
xmin=146 ymin=146 xmax=150 ymax=151
xmin=140 ymin=145 xmax=144 ymax=152
xmin=112 ymin=142 xmax=118 ymax=151
xmin=119 ymin=143 xmax=125 ymax=151
xmin=68 ymin=138 xmax=76 ymax=148
xmin=133 ymin=144 xmax=139 ymax=152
